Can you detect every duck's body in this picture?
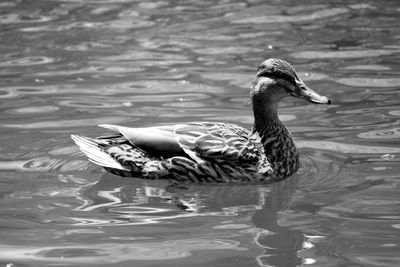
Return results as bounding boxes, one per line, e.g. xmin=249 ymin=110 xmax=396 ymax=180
xmin=72 ymin=122 xmax=275 ymax=183
xmin=72 ymin=58 xmax=331 ymax=183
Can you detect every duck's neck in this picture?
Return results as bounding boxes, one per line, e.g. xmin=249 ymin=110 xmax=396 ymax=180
xmin=252 ymin=96 xmax=299 ymax=179
xmin=252 ymin=95 xmax=280 ymax=132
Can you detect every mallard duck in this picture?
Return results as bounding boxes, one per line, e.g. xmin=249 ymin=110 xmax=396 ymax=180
xmin=71 ymin=58 xmax=331 ymax=183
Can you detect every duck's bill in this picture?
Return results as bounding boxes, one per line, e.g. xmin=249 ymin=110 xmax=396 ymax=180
xmin=293 ymin=79 xmax=331 ymax=104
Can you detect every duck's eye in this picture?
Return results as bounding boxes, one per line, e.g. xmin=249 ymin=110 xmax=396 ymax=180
xmin=258 ymin=70 xmax=295 ymax=85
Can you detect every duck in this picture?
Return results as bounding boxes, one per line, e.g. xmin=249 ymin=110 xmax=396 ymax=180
xmin=71 ymin=58 xmax=331 ymax=183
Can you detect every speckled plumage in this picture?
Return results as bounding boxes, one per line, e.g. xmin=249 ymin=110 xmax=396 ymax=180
xmin=72 ymin=58 xmax=331 ymax=183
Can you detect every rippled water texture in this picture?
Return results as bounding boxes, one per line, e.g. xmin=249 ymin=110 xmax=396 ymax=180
xmin=1 ymin=0 xmax=400 ymax=266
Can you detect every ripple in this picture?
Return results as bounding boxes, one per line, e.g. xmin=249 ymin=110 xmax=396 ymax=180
xmin=2 ymin=116 xmax=130 ymax=129
xmin=19 ymin=25 xmax=74 ymax=32
xmin=134 ymin=94 xmax=211 ymax=103
xmin=109 ymin=206 xmax=172 ymax=215
xmin=389 ymin=110 xmax=400 ymax=116
xmin=0 ymin=239 xmax=245 ymax=263
xmin=59 ymin=160 xmax=90 ymax=172
xmin=0 ymin=56 xmax=56 ymax=67
xmin=0 ymin=158 xmax=90 ymax=172
xmin=99 ymin=51 xmax=189 ymax=62
xmin=0 ymin=86 xmax=73 ymax=99
xmin=127 ymin=80 xmax=226 ymax=94
xmin=340 ymin=65 xmax=391 ymax=71
xmin=89 ymin=5 xmax=120 ymax=15
xmin=0 ymin=90 xmax=18 ymax=99
xmin=6 ymin=106 xmax=59 ymax=115
xmin=104 ymin=19 xmax=155 ymax=29
xmin=299 ymin=72 xmax=330 ymax=81
xmin=50 ymin=0 xmax=135 ymax=3
xmin=228 ymin=7 xmax=349 ymax=24
xmin=0 ymin=158 xmax=61 ymax=172
xmin=354 ymin=256 xmax=400 ymax=267
xmin=0 ymin=2 xmax=15 ymax=7
xmin=335 ymin=77 xmax=400 ymax=87
xmin=58 ymin=100 xmax=123 ymax=109
xmin=296 ymin=150 xmax=343 ymax=192
xmin=200 ymin=72 xmax=252 ymax=88
xmin=20 ymin=19 xmax=155 ymax=32
xmin=290 ymin=49 xmax=399 ymax=59
xmin=0 ymin=13 xmax=53 ymax=24
xmin=194 ymin=46 xmax=263 ymax=55
xmin=34 ymin=65 xmax=145 ymax=77
xmin=213 ymin=224 xmax=251 ymax=229
xmin=317 ymin=187 xmax=400 ymax=222
xmin=162 ymin=101 xmax=209 ymax=108
xmin=358 ymin=128 xmax=400 ymax=139
xmin=298 ymin=140 xmax=400 ymax=154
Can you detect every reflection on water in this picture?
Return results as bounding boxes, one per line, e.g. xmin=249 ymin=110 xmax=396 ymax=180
xmin=1 ymin=0 xmax=400 ymax=266
xmin=0 ymin=239 xmax=246 ymax=263
xmin=0 ymin=173 xmax=303 ymax=265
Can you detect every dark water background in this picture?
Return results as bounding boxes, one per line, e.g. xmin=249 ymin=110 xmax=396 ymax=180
xmin=1 ymin=0 xmax=400 ymax=266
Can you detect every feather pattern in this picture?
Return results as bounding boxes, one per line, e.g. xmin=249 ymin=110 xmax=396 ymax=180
xmin=71 ymin=58 xmax=331 ymax=183
xmin=71 ymin=122 xmax=273 ymax=183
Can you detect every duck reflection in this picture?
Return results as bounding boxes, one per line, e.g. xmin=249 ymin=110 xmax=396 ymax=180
xmin=252 ymin=178 xmax=305 ymax=266
xmin=74 ymin=174 xmax=310 ymax=266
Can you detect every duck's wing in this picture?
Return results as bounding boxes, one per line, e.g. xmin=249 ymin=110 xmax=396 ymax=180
xmin=98 ymin=122 xmax=263 ymax=163
xmin=174 ymin=122 xmax=263 ymax=163
xmin=98 ymin=124 xmax=186 ymax=157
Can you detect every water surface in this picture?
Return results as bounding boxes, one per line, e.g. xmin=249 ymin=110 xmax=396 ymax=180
xmin=1 ymin=0 xmax=400 ymax=266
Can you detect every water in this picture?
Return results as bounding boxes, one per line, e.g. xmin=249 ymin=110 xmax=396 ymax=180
xmin=1 ymin=0 xmax=399 ymax=266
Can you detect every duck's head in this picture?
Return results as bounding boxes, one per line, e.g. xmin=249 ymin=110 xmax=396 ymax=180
xmin=251 ymin=58 xmax=331 ymax=105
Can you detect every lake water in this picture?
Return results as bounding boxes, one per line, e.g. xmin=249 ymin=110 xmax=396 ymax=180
xmin=1 ymin=0 xmax=400 ymax=266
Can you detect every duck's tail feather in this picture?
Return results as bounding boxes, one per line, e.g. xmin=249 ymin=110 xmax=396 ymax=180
xmin=71 ymin=134 xmax=129 ymax=171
